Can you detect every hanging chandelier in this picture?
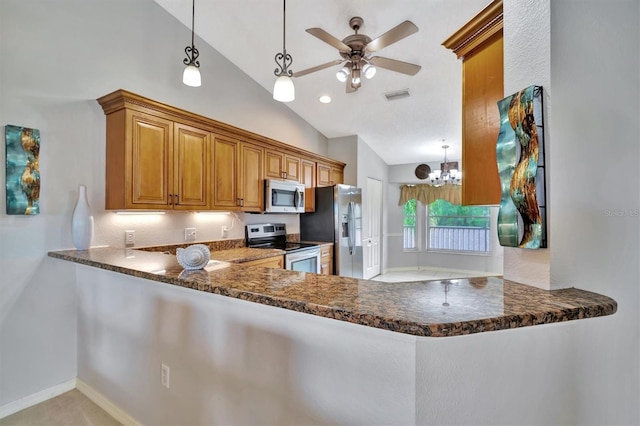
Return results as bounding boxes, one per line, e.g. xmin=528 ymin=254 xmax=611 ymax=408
xmin=273 ymin=0 xmax=295 ymax=102
xmin=182 ymin=0 xmax=201 ymax=87
xmin=428 ymin=143 xmax=461 ymax=186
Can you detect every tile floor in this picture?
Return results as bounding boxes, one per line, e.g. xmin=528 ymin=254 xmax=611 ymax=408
xmin=0 ymin=390 xmax=120 ymax=426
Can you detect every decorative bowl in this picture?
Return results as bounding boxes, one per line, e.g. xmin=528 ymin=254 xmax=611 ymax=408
xmin=176 ymin=244 xmax=211 ymax=270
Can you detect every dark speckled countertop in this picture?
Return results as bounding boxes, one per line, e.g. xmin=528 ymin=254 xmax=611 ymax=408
xmin=48 ymin=247 xmax=616 ymax=337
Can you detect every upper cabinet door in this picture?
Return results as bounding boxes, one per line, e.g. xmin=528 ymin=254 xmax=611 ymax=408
xmin=240 ymin=142 xmax=264 ymax=211
xmin=265 ymin=149 xmax=301 ymax=182
xmin=317 ymin=162 xmax=332 ymax=187
xmin=265 ymin=150 xmax=284 ymax=180
xmin=331 ymin=167 xmax=344 ymax=185
xmin=212 ymin=135 xmax=240 ymax=209
xmin=443 ymin=0 xmax=503 ymax=205
xmin=301 ymin=160 xmax=316 ymax=188
xmin=128 ymin=111 xmax=173 ymax=208
xmin=284 ymin=154 xmax=301 ymax=182
xmin=173 ymin=123 xmax=210 ymax=210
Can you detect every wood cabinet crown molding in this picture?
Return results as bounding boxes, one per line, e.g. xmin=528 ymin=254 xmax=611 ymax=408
xmin=442 ymin=0 xmax=503 ymax=59
xmin=97 ymin=89 xmax=345 ymax=169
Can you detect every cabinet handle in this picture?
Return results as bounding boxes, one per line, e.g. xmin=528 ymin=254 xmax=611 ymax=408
xmin=174 ymin=194 xmax=179 ymax=205
xmin=169 ymin=194 xmax=173 ymax=205
xmin=236 ymin=198 xmax=241 ymax=206
xmin=240 ymin=198 xmax=244 ymax=207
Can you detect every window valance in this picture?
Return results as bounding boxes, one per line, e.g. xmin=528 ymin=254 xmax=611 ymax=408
xmin=398 ymin=184 xmax=462 ymax=206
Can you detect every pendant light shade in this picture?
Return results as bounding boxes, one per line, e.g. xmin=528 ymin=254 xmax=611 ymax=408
xmin=273 ymin=0 xmax=295 ymax=102
xmin=273 ymin=75 xmax=295 ymax=102
xmin=183 ymin=65 xmax=201 ymax=87
xmin=182 ymin=0 xmax=201 ymax=87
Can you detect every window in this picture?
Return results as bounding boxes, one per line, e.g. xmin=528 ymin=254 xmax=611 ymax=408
xmin=402 ymin=198 xmax=491 ymax=253
xmin=403 ymin=199 xmax=417 ymax=250
xmin=427 ymin=199 xmax=491 ymax=253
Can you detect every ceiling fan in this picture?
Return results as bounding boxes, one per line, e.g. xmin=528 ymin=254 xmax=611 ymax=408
xmin=292 ymin=16 xmax=421 ymax=93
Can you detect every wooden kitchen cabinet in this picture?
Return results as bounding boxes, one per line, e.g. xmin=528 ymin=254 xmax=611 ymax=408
xmin=211 ymin=135 xmax=239 ymax=210
xmin=317 ymin=162 xmax=344 ymax=186
xmin=265 ymin=149 xmax=301 ymax=182
xmin=212 ymin=135 xmax=264 ymax=212
xmin=239 ymin=142 xmax=264 ymax=211
xmin=98 ymin=89 xmax=345 ymax=212
xmin=320 ymin=243 xmax=334 ymax=275
xmin=173 ymin=123 xmax=210 ymax=210
xmin=443 ymin=0 xmax=503 ymax=205
xmin=331 ymin=167 xmax=344 ymax=185
xmin=242 ymin=255 xmax=284 ymax=269
xmin=103 ymin=108 xmax=209 ymax=210
xmin=317 ymin=162 xmax=332 ymax=186
xmin=301 ymin=159 xmax=316 ymax=212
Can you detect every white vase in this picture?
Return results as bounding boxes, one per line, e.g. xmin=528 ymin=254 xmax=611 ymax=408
xmin=71 ymin=185 xmax=94 ymax=250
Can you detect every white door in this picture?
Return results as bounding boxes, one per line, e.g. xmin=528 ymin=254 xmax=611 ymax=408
xmin=363 ymin=177 xmax=382 ymax=279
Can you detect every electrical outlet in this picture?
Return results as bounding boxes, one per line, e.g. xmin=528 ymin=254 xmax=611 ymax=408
xmin=125 ymin=230 xmax=135 ymax=246
xmin=184 ymin=227 xmax=196 ymax=241
xmin=161 ymin=363 xmax=170 ymax=389
xmin=221 ymin=226 xmax=229 ymax=238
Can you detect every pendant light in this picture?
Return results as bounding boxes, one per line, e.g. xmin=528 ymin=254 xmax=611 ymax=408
xmin=273 ymin=0 xmax=295 ymax=102
xmin=182 ymin=0 xmax=201 ymax=87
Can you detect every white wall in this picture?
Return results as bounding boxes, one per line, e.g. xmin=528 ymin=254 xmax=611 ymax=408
xmin=328 ymin=135 xmax=358 ymax=186
xmin=77 ymin=266 xmax=417 ymax=426
xmin=502 ymin=0 xmax=552 ymax=288
xmin=0 ymin=0 xmax=327 ymax=408
xmin=548 ymin=0 xmax=639 ymax=423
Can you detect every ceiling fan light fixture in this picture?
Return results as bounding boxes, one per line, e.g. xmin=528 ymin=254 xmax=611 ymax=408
xmin=351 ymin=68 xmax=361 ymax=85
xmin=273 ymin=75 xmax=295 ymax=102
xmin=336 ymin=66 xmax=350 ymax=82
xmin=362 ymin=63 xmax=376 ymax=79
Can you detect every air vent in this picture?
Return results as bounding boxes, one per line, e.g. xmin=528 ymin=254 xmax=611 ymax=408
xmin=384 ymin=89 xmax=411 ymax=101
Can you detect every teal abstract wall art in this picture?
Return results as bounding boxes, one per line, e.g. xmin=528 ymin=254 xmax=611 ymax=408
xmin=496 ymin=85 xmax=547 ymax=249
xmin=5 ymin=125 xmax=41 ymax=215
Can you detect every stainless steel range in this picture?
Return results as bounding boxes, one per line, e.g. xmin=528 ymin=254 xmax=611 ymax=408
xmin=246 ymin=223 xmax=321 ymax=273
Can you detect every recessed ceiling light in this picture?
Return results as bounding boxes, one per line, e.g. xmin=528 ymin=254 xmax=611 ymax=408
xmin=319 ymin=95 xmax=332 ymax=104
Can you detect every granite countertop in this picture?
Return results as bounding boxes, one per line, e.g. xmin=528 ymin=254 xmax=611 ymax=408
xmin=48 ymin=247 xmax=617 ymax=337
xmin=208 ymin=247 xmax=284 ymax=263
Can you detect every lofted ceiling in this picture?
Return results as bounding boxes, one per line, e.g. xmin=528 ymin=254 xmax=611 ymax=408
xmin=155 ymin=0 xmax=491 ymax=165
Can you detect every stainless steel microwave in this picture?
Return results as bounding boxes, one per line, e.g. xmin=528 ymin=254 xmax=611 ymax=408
xmin=264 ymin=179 xmax=305 ymax=213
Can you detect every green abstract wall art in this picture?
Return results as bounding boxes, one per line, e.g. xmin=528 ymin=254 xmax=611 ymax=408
xmin=5 ymin=125 xmax=41 ymax=215
xmin=496 ymin=85 xmax=547 ymax=249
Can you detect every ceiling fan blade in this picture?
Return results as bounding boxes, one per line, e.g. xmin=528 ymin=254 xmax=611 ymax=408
xmin=369 ymin=56 xmax=421 ymax=76
xmin=365 ymin=21 xmax=418 ymax=53
xmin=293 ymin=60 xmax=343 ymax=78
xmin=306 ymin=28 xmax=352 ymax=52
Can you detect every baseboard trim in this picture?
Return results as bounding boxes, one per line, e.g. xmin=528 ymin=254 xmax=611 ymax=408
xmin=76 ymin=379 xmax=141 ymax=426
xmin=0 ymin=378 xmax=77 ymax=419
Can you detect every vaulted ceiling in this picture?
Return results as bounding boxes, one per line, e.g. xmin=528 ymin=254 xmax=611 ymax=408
xmin=155 ymin=0 xmax=490 ymax=165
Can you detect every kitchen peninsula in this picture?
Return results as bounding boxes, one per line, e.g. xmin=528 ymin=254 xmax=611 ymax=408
xmin=49 ymin=247 xmax=615 ymax=337
xmin=49 ymin=247 xmax=616 ymax=425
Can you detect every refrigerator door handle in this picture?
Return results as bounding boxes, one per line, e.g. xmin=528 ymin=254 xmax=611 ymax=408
xmin=347 ymin=201 xmax=356 ymax=255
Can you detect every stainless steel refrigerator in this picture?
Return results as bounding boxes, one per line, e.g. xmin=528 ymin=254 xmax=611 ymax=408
xmin=300 ymin=184 xmax=363 ymax=278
